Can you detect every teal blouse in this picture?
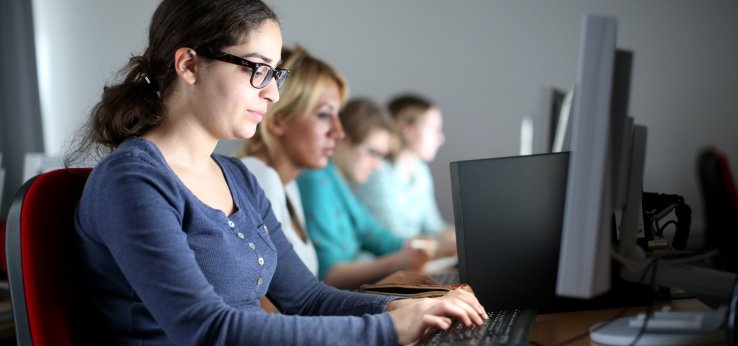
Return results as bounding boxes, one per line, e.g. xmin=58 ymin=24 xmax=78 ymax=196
xmin=297 ymin=162 xmax=405 ymax=279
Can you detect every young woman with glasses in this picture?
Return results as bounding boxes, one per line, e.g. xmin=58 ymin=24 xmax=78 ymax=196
xmin=67 ymin=0 xmax=485 ymax=344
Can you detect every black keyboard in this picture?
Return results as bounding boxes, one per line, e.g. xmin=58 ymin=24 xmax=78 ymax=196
xmin=430 ymin=270 xmax=460 ymax=285
xmin=416 ymin=308 xmax=536 ymax=346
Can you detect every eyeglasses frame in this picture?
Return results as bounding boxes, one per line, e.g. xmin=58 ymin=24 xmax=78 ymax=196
xmin=194 ymin=46 xmax=289 ymax=89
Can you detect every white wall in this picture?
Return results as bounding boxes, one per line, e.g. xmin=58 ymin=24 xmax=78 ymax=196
xmin=32 ymin=0 xmax=157 ymax=155
xmin=33 ymin=0 xmax=738 ymax=249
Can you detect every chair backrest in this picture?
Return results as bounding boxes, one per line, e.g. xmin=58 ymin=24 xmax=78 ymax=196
xmin=697 ymin=147 xmax=738 ymax=273
xmin=5 ymin=168 xmax=92 ymax=346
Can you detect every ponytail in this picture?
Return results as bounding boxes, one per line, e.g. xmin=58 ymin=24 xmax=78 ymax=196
xmin=64 ymin=53 xmax=166 ymax=167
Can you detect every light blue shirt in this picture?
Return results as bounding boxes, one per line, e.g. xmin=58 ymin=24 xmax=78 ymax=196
xmin=75 ymin=138 xmax=398 ymax=345
xmin=297 ymin=161 xmax=405 ymax=280
xmin=351 ymin=160 xmax=446 ymax=238
xmin=241 ymin=156 xmax=319 ymax=276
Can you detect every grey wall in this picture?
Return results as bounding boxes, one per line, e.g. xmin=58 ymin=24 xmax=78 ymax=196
xmin=25 ymin=0 xmax=738 ymax=249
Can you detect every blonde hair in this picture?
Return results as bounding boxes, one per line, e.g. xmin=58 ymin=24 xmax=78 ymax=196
xmin=236 ymin=44 xmax=349 ymax=157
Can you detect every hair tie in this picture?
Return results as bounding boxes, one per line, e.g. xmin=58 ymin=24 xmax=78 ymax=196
xmin=140 ymin=74 xmax=161 ymax=100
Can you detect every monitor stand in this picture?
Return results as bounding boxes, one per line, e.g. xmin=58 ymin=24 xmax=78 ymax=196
xmin=590 ymin=124 xmax=736 ymax=345
xmin=589 ymin=305 xmax=727 ymax=346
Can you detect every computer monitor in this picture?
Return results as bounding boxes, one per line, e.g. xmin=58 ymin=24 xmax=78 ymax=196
xmin=555 ymin=13 xmax=737 ymax=304
xmin=553 ymin=15 xmax=737 ymax=344
xmin=531 ymin=87 xmax=565 ymax=155
xmin=528 ymin=86 xmax=574 ymax=155
xmin=555 ymin=13 xmax=623 ymax=299
xmin=551 ymin=88 xmax=574 ymax=154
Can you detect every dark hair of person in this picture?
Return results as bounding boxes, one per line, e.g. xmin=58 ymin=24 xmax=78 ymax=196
xmin=65 ymin=0 xmax=277 ymax=166
xmin=387 ymin=93 xmax=434 ymax=126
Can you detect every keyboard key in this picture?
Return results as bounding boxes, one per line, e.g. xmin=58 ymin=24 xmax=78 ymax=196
xmin=416 ymin=309 xmax=537 ymax=346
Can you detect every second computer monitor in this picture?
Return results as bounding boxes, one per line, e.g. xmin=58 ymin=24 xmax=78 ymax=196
xmin=555 ymin=14 xmax=634 ymax=299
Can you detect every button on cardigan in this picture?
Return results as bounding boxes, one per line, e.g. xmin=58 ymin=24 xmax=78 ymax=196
xmin=75 ymin=137 xmax=398 ymax=345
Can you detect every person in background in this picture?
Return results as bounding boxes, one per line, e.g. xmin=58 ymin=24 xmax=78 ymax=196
xmin=236 ymin=44 xmax=345 ymax=277
xmin=298 ymin=98 xmax=438 ymax=289
xmin=351 ymin=93 xmax=456 ymax=249
xmin=67 ymin=0 xmax=486 ymax=344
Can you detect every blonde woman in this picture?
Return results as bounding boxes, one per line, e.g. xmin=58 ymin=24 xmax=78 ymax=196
xmin=236 ymin=45 xmax=346 ymax=276
xmin=297 ymin=98 xmax=436 ymax=289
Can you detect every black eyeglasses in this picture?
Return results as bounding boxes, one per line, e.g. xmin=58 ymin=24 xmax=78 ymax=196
xmin=358 ymin=143 xmax=389 ymax=160
xmin=194 ymin=47 xmax=289 ymax=89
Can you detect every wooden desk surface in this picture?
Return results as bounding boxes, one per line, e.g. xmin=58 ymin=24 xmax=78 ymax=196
xmin=528 ymin=298 xmax=716 ymax=346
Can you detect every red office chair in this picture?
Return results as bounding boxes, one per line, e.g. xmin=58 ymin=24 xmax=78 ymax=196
xmin=5 ymin=168 xmax=93 ymax=346
xmin=697 ymin=147 xmax=738 ymax=273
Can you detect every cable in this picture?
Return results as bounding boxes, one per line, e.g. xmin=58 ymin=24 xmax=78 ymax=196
xmin=657 ymin=220 xmax=678 ymax=236
xmin=628 ymin=258 xmax=660 ymax=346
xmin=533 ymin=248 xmax=722 ymax=346
xmin=618 ymin=255 xmax=732 ymax=345
xmin=544 ymin=259 xmax=660 ymax=346
xmin=663 ymin=249 xmax=719 ymax=265
xmin=611 ymin=247 xmax=719 ymax=269
xmin=645 ymin=202 xmax=680 ymax=239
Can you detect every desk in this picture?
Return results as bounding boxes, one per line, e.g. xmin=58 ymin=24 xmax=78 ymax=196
xmin=529 ymin=298 xmax=720 ymax=346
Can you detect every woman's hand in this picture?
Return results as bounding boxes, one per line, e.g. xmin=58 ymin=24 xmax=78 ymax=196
xmin=435 ymin=227 xmax=457 ymax=258
xmin=387 ymin=287 xmax=487 ymax=345
xmin=400 ymin=240 xmax=433 ymax=271
xmin=408 ymin=237 xmax=438 ymax=257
